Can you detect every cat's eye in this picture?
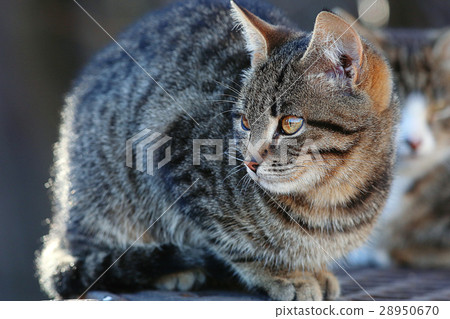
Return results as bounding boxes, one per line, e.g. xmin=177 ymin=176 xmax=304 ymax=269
xmin=241 ymin=115 xmax=250 ymax=131
xmin=281 ymin=116 xmax=304 ymax=135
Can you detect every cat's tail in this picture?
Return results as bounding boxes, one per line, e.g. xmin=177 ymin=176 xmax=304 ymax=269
xmin=36 ymin=234 xmax=216 ymax=299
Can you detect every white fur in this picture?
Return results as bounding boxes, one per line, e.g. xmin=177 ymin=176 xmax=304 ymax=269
xmin=323 ymin=39 xmax=344 ymax=67
xmin=397 ymin=92 xmax=435 ymax=158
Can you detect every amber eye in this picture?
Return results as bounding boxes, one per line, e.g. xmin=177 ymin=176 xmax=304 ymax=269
xmin=281 ymin=116 xmax=304 ymax=135
xmin=241 ymin=115 xmax=250 ymax=131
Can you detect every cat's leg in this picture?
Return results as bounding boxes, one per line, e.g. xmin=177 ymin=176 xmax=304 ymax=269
xmin=231 ymin=261 xmax=324 ymax=301
xmin=314 ymin=269 xmax=341 ymax=300
xmin=37 ymin=234 xmax=206 ymax=299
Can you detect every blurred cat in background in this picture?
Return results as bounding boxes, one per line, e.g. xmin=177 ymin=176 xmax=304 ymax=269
xmin=337 ymin=9 xmax=450 ymax=268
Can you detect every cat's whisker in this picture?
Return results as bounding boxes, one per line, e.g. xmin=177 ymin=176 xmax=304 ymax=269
xmin=222 ymin=164 xmax=246 ymax=182
xmin=220 ymin=93 xmax=240 ymax=100
xmin=240 ymin=174 xmax=254 ymax=195
xmin=229 ymin=79 xmax=243 ymax=90
xmin=227 ymin=147 xmax=246 ymax=157
xmin=208 ymin=109 xmax=235 ymax=121
xmin=212 ymin=79 xmax=241 ymax=96
xmin=182 ymin=78 xmax=240 ymax=100
xmin=224 ymin=149 xmax=246 ymax=156
xmin=224 ymin=152 xmax=245 ymax=163
xmin=204 ymin=99 xmax=237 ymax=104
xmin=237 ymin=176 xmax=247 ymax=194
xmin=227 ymin=145 xmax=242 ymax=151
xmin=237 ymin=174 xmax=250 ymax=193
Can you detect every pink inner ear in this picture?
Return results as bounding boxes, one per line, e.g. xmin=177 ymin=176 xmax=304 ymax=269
xmin=325 ymin=54 xmax=354 ymax=80
xmin=326 ymin=65 xmax=345 ymax=79
xmin=340 ymin=55 xmax=353 ymax=75
xmin=305 ymin=12 xmax=364 ymax=83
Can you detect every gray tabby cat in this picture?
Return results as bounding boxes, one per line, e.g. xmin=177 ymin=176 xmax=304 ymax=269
xmin=379 ymin=29 xmax=450 ymax=267
xmin=37 ymin=0 xmax=398 ymax=300
xmin=337 ymin=9 xmax=450 ymax=268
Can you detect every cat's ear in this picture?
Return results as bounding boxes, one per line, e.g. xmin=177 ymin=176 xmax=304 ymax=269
xmin=230 ymin=1 xmax=293 ymax=67
xmin=433 ymin=29 xmax=450 ymax=69
xmin=333 ymin=8 xmax=385 ymax=49
xmin=303 ymin=11 xmax=393 ymax=112
xmin=302 ymin=11 xmax=364 ymax=83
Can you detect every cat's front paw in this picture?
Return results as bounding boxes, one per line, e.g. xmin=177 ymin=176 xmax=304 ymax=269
xmin=291 ymin=274 xmax=323 ymax=301
xmin=153 ymin=269 xmax=206 ymax=291
xmin=266 ymin=273 xmax=322 ymax=301
xmin=315 ymin=270 xmax=341 ymax=300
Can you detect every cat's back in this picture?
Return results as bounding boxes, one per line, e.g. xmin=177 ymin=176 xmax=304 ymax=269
xmin=63 ymin=0 xmax=293 ymax=137
xmin=70 ymin=0 xmax=292 ymax=100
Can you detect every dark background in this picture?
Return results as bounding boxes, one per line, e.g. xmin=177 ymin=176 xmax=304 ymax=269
xmin=0 ymin=0 xmax=448 ymax=300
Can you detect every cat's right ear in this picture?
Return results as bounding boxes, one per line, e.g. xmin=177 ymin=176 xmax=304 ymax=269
xmin=230 ymin=1 xmax=293 ymax=67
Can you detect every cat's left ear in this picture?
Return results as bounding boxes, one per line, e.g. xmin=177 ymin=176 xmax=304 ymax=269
xmin=333 ymin=8 xmax=385 ymax=49
xmin=230 ymin=1 xmax=293 ymax=67
xmin=302 ymin=11 xmax=364 ymax=84
xmin=433 ymin=29 xmax=450 ymax=69
xmin=303 ymin=11 xmax=393 ymax=112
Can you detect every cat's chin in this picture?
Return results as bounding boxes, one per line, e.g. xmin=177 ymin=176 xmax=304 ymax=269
xmin=258 ymin=180 xmax=301 ymax=195
xmin=247 ymin=170 xmax=302 ymax=195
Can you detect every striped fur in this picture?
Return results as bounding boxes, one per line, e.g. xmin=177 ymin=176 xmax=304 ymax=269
xmin=36 ymin=1 xmax=398 ymax=300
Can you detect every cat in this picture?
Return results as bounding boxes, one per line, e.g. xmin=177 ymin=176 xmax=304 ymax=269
xmin=36 ymin=0 xmax=399 ymax=300
xmin=336 ymin=9 xmax=450 ymax=268
xmin=383 ymin=28 xmax=450 ymax=268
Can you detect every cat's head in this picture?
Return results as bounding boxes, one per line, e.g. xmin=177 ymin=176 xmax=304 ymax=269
xmin=395 ymin=30 xmax=450 ymax=166
xmin=230 ymin=1 xmax=398 ymax=197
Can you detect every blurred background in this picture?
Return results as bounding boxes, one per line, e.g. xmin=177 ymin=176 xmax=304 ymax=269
xmin=0 ymin=0 xmax=448 ymax=300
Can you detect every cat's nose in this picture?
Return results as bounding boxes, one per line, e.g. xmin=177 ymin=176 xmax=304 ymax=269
xmin=244 ymin=160 xmax=259 ymax=173
xmin=406 ymin=138 xmax=422 ymax=151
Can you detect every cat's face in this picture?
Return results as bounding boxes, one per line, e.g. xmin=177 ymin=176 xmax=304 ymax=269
xmin=397 ymin=92 xmax=450 ymax=162
xmin=233 ymin=52 xmax=369 ymax=194
xmin=231 ymin=4 xmax=397 ymax=196
xmin=395 ymin=30 xmax=450 ymax=167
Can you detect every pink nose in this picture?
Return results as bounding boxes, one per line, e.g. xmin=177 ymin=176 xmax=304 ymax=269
xmin=244 ymin=161 xmax=259 ymax=172
xmin=407 ymin=139 xmax=422 ymax=151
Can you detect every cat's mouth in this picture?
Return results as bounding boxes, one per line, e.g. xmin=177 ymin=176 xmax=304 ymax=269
xmin=398 ymin=149 xmax=432 ymax=165
xmin=401 ymin=153 xmax=422 ymax=161
xmin=246 ymin=166 xmax=312 ymax=194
